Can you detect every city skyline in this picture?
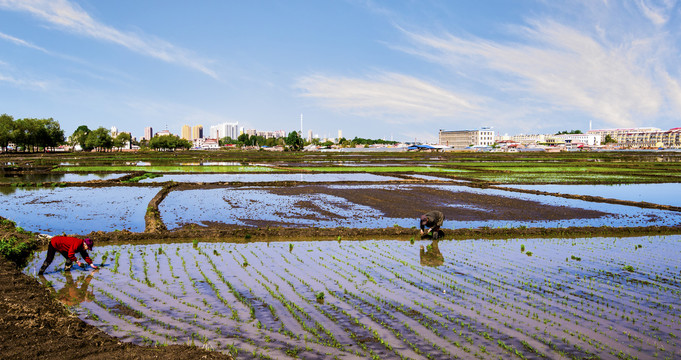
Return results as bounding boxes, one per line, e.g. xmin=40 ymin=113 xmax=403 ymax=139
xmin=2 ymin=1 xmax=681 ymax=142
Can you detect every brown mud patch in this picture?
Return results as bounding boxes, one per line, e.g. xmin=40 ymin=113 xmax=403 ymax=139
xmin=267 ymin=185 xmax=607 ymax=221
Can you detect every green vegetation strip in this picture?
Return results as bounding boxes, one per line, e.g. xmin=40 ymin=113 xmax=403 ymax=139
xmin=54 ymin=165 xmax=281 ymax=173
xmin=287 ymin=166 xmax=469 ymax=173
xmin=464 ymin=172 xmax=663 ymax=184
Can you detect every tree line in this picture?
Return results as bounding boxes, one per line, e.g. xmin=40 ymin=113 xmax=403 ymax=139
xmin=0 ymin=114 xmax=65 ymax=152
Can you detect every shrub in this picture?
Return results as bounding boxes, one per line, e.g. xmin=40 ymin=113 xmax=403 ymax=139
xmin=0 ymin=236 xmax=37 ymax=267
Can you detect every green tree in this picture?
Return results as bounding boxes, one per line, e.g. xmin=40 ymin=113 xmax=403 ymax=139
xmin=36 ymin=118 xmax=64 ymax=151
xmin=603 ymin=134 xmax=617 ymax=145
xmin=11 ymin=118 xmax=35 ymax=152
xmin=85 ymin=127 xmax=113 ymax=151
xmin=0 ymin=114 xmax=14 ymax=152
xmin=71 ymin=125 xmax=91 ymax=150
xmin=219 ymin=136 xmax=237 ymax=145
xmin=149 ymin=134 xmax=191 ymax=151
xmin=555 ymin=130 xmax=583 ymax=135
xmin=113 ymin=132 xmax=131 ymax=150
xmin=285 ymin=131 xmax=304 ymax=151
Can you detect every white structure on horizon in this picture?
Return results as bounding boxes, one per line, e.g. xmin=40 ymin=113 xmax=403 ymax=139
xmin=553 ymin=133 xmax=601 ymax=146
xmin=438 ymin=127 xmax=495 ymax=148
xmin=210 ymin=121 xmax=239 ymax=140
xmin=110 ymin=126 xmax=118 ymax=137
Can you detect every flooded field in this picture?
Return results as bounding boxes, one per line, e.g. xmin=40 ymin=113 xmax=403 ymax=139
xmin=0 ymin=173 xmax=125 ymax=183
xmin=160 ymin=184 xmax=681 ymax=230
xmin=504 ymin=183 xmax=681 ymax=207
xmin=0 ymin=186 xmax=160 ymax=234
xmin=26 ymin=236 xmax=681 ymax=359
xmin=139 ymin=173 xmax=403 ymax=183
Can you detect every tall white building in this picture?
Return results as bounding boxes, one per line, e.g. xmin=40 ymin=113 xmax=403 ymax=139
xmin=210 ymin=122 xmax=239 ymax=140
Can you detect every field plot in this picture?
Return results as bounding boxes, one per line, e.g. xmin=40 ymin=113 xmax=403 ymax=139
xmin=138 ymin=173 xmax=403 ymax=183
xmin=27 ymin=236 xmax=681 ymax=359
xmin=0 ymin=173 xmax=125 ymax=183
xmin=503 ymin=183 xmax=681 ymax=207
xmin=159 ymin=184 xmax=681 ymax=230
xmin=0 ymin=186 xmax=160 ymax=234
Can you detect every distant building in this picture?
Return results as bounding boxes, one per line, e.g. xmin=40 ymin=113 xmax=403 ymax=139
xmin=438 ymin=127 xmax=495 ymax=149
xmin=192 ymin=125 xmax=203 ymax=140
xmin=552 ymin=133 xmax=601 ymax=146
xmin=110 ymin=126 xmax=118 ymax=137
xmin=507 ymin=134 xmax=546 ymax=145
xmin=338 ymin=129 xmax=343 ymax=140
xmin=144 ymin=127 xmax=153 ymax=141
xmin=181 ymin=125 xmax=191 ymax=140
xmin=156 ymin=129 xmax=171 ymax=137
xmin=308 ymin=129 xmax=313 ymax=142
xmin=588 ymin=127 xmax=681 ymax=148
xmin=210 ymin=122 xmax=239 ymax=140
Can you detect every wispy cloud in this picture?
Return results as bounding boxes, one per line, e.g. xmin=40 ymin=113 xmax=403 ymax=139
xmin=0 ymin=31 xmax=51 ymax=53
xmin=0 ymin=0 xmax=217 ymax=78
xmin=402 ymin=19 xmax=669 ymax=128
xmin=0 ymin=72 xmax=49 ymax=90
xmin=300 ymin=1 xmax=681 ymax=131
xmin=636 ymin=0 xmax=675 ymax=26
xmin=296 ymin=72 xmax=483 ymax=122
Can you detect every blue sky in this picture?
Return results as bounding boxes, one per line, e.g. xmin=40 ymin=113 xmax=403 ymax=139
xmin=1 ymin=0 xmax=681 ymax=142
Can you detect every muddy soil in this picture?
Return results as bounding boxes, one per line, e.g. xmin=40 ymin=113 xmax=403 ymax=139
xmin=266 ymin=185 xmax=606 ymax=221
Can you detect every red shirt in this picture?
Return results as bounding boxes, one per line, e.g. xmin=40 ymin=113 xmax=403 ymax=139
xmin=50 ymin=236 xmax=93 ymax=265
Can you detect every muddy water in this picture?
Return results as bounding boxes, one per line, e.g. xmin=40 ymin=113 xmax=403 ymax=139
xmin=159 ymin=184 xmax=681 ymax=230
xmin=26 ymin=236 xmax=681 ymax=360
xmin=139 ymin=173 xmax=402 ymax=183
xmin=504 ymin=183 xmax=681 ymax=207
xmin=0 ymin=186 xmax=161 ymax=234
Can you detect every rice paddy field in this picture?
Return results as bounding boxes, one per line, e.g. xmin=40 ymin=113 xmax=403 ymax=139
xmin=28 ymin=236 xmax=681 ymax=359
xmin=3 ymin=150 xmax=681 ymax=359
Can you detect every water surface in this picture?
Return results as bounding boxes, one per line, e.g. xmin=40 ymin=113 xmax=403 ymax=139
xmin=503 ymin=183 xmax=681 ymax=207
xmin=0 ymin=186 xmax=160 ymax=234
xmin=26 ymin=236 xmax=681 ymax=360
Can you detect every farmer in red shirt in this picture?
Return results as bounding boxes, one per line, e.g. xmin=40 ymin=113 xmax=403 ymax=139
xmin=38 ymin=236 xmax=98 ymax=275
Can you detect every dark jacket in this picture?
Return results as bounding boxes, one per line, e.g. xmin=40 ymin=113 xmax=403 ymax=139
xmin=420 ymin=210 xmax=444 ymax=231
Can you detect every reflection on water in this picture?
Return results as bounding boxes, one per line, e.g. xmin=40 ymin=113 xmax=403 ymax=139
xmin=0 ymin=173 xmax=124 ymax=183
xmin=160 ymin=184 xmax=681 ymax=230
xmin=25 ymin=236 xmax=681 ymax=359
xmin=503 ymin=183 xmax=681 ymax=207
xmin=39 ymin=270 xmax=96 ymax=306
xmin=0 ymin=186 xmax=160 ymax=234
xmin=141 ymin=173 xmax=401 ymax=183
xmin=419 ymin=240 xmax=444 ymax=267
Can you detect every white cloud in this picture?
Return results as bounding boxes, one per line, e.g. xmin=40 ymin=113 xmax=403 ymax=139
xmin=636 ymin=0 xmax=675 ymax=26
xmin=400 ymin=18 xmax=669 ymax=129
xmin=0 ymin=0 xmax=217 ymax=78
xmin=0 ymin=72 xmax=48 ymax=90
xmin=296 ymin=72 xmax=483 ymax=122
xmin=0 ymin=31 xmax=51 ymax=53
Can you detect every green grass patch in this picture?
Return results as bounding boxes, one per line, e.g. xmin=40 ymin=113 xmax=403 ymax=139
xmin=286 ymin=166 xmax=469 ymax=173
xmin=122 ymin=173 xmax=163 ymax=183
xmin=54 ymin=165 xmax=281 ymax=173
xmin=0 ymin=236 xmax=36 ymax=268
xmin=465 ymin=172 xmax=662 ymax=184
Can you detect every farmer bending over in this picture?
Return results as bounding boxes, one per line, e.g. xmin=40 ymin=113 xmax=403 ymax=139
xmin=419 ymin=210 xmax=444 ymax=239
xmin=39 ymin=236 xmax=98 ymax=275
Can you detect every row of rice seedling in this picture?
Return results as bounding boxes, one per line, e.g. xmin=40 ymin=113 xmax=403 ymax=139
xmin=29 ymin=235 xmax=679 ymax=359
